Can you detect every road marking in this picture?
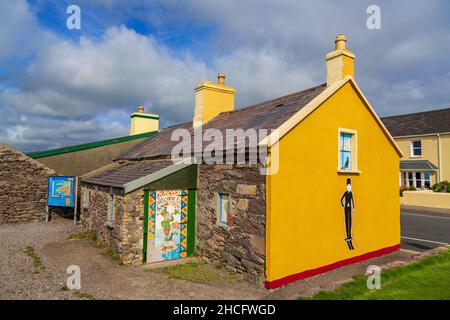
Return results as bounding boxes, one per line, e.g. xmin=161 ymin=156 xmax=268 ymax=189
xmin=401 ymin=212 xmax=450 ymax=220
xmin=401 ymin=236 xmax=448 ymax=246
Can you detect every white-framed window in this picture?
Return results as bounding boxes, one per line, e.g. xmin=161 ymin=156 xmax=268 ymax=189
xmin=401 ymin=171 xmax=431 ymax=189
xmin=410 ymin=140 xmax=422 ymax=157
xmin=217 ymin=193 xmax=230 ymax=226
xmin=106 ymin=191 xmax=114 ymax=227
xmin=338 ymin=128 xmax=357 ymax=171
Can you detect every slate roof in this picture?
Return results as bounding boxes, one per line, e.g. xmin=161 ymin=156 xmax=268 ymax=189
xmin=120 ymin=83 xmax=327 ymax=160
xmin=82 ymin=159 xmax=174 ymax=188
xmin=81 ymin=83 xmax=328 ymax=188
xmin=381 ymin=108 xmax=450 ymax=137
xmin=400 ymin=160 xmax=438 ymax=171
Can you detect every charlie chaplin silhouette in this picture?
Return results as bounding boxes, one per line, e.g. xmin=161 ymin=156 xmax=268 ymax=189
xmin=340 ymin=178 xmax=355 ymax=250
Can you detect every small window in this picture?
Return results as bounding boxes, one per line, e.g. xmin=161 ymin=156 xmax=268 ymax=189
xmin=217 ymin=193 xmax=230 ymax=226
xmin=338 ymin=130 xmax=357 ymax=171
xmin=411 ymin=140 xmax=422 ymax=157
xmin=106 ymin=192 xmax=114 ymax=227
xmin=424 ymin=172 xmax=431 ymax=188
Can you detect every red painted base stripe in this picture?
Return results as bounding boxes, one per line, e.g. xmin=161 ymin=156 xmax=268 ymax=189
xmin=265 ymin=244 xmax=400 ymax=289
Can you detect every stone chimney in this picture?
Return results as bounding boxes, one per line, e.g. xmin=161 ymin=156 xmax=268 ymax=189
xmin=129 ymin=106 xmax=159 ymax=135
xmin=193 ymin=73 xmax=235 ymax=127
xmin=326 ymin=34 xmax=355 ymax=86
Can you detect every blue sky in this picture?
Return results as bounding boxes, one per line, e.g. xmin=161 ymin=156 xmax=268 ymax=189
xmin=1 ymin=0 xmax=450 ymax=152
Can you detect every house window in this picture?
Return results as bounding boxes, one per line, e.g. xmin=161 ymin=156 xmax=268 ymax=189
xmin=338 ymin=129 xmax=357 ymax=171
xmin=411 ymin=140 xmax=422 ymax=157
xmin=402 ymin=171 xmax=432 ymax=189
xmin=424 ymin=172 xmax=431 ymax=188
xmin=217 ymin=193 xmax=230 ymax=226
xmin=106 ymin=192 xmax=114 ymax=227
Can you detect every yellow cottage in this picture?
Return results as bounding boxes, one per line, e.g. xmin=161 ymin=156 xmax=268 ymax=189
xmin=80 ymin=35 xmax=403 ymax=289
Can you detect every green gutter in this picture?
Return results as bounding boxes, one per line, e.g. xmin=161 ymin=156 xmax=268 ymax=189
xmin=27 ymin=131 xmax=158 ymax=159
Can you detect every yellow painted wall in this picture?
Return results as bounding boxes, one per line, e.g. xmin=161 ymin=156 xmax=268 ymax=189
xmin=194 ymin=82 xmax=235 ymax=125
xmin=440 ymin=134 xmax=450 ymax=181
xmin=130 ymin=114 xmax=159 ymax=135
xmin=401 ymin=191 xmax=450 ymax=209
xmin=266 ymin=82 xmax=401 ymax=283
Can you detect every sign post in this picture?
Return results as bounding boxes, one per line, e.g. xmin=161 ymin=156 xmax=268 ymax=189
xmin=46 ymin=176 xmax=78 ymax=224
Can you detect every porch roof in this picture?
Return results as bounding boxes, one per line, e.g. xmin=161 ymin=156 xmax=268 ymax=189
xmin=400 ymin=160 xmax=438 ymax=171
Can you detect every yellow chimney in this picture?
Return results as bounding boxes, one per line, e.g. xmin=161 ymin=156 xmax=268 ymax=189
xmin=326 ymin=34 xmax=355 ymax=86
xmin=129 ymin=106 xmax=159 ymax=135
xmin=193 ymin=73 xmax=235 ymax=127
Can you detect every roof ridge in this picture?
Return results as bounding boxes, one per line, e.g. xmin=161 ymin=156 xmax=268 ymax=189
xmin=381 ymin=107 xmax=450 ymax=119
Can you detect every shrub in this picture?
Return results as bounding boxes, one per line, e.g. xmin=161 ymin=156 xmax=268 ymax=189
xmin=408 ymin=185 xmax=417 ymax=191
xmin=400 ymin=185 xmax=409 ymax=197
xmin=432 ymin=181 xmax=449 ymax=193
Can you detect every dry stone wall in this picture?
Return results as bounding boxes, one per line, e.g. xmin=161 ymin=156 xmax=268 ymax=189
xmin=0 ymin=144 xmax=57 ymax=223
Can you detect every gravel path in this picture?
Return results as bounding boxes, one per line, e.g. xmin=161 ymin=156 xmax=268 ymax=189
xmin=0 ymin=219 xmax=264 ymax=300
xmin=0 ymin=219 xmax=80 ymax=299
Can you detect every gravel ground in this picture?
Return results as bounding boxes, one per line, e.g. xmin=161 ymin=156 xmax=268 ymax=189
xmin=0 ymin=218 xmax=80 ymax=299
xmin=0 ymin=219 xmax=264 ymax=300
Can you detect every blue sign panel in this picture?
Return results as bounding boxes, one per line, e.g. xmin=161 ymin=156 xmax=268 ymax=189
xmin=47 ymin=176 xmax=75 ymax=207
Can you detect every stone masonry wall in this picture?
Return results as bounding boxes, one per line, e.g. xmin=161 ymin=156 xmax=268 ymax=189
xmin=0 ymin=144 xmax=57 ymax=223
xmin=197 ymin=164 xmax=266 ymax=286
xmin=80 ymin=184 xmax=144 ymax=265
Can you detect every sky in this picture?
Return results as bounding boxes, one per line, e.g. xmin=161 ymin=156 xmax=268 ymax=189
xmin=1 ymin=0 xmax=450 ymax=152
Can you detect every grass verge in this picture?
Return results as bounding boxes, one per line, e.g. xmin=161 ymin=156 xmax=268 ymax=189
xmin=299 ymin=248 xmax=450 ymax=300
xmin=154 ymin=261 xmax=243 ymax=284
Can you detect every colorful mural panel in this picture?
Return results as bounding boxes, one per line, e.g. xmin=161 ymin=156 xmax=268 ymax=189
xmin=147 ymin=190 xmax=188 ymax=263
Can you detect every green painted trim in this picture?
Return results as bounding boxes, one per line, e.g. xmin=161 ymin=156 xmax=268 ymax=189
xmin=187 ymin=188 xmax=196 ymax=256
xmin=26 ymin=131 xmax=158 ymax=159
xmin=130 ymin=114 xmax=160 ymax=120
xmin=142 ymin=190 xmax=149 ymax=263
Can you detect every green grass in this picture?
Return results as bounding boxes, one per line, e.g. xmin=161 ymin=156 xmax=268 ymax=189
xmin=73 ymin=291 xmax=96 ymax=300
xmin=155 ymin=261 xmax=243 ymax=284
xmin=299 ymin=249 xmax=450 ymax=300
xmin=23 ymin=246 xmax=45 ymax=272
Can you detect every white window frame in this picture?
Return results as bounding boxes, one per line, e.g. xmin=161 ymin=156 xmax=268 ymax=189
xmin=337 ymin=128 xmax=359 ymax=173
xmin=403 ymin=171 xmax=431 ymax=189
xmin=410 ymin=140 xmax=422 ymax=158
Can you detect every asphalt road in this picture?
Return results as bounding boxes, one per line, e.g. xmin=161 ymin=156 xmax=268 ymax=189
xmin=401 ymin=210 xmax=450 ymax=252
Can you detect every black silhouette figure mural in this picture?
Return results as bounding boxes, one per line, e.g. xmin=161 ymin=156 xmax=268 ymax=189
xmin=340 ymin=178 xmax=355 ymax=250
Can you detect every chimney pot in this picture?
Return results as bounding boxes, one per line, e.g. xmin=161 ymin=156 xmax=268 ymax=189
xmin=138 ymin=106 xmax=144 ymax=113
xmin=217 ymin=73 xmax=225 ymax=85
xmin=335 ymin=34 xmax=347 ymax=50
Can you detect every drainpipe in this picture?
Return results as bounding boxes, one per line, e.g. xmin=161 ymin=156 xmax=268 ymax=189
xmin=437 ymin=133 xmax=442 ymax=182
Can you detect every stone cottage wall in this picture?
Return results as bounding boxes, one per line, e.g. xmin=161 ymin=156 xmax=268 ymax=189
xmin=197 ymin=164 xmax=266 ymax=286
xmin=0 ymin=144 xmax=57 ymax=223
xmin=80 ymin=184 xmax=144 ymax=265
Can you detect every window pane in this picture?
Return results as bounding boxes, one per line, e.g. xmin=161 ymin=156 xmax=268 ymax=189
xmin=219 ymin=194 xmax=229 ymax=225
xmin=415 ymin=172 xmax=422 ymax=188
xmin=412 ymin=141 xmax=421 ymax=148
xmin=340 ymin=151 xmax=351 ymax=170
xmin=340 ymin=133 xmax=351 ymax=151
